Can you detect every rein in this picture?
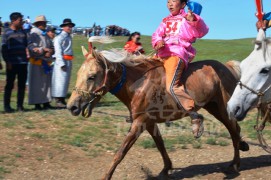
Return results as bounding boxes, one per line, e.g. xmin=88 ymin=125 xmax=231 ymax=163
xmin=237 ymin=81 xmax=271 ymax=97
xmin=237 ymin=81 xmax=271 ymax=153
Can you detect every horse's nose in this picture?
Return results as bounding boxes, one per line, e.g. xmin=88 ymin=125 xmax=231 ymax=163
xmin=69 ymin=105 xmax=81 ymax=116
xmin=234 ymin=106 xmax=240 ymax=116
xmin=233 ymin=106 xmax=245 ymax=121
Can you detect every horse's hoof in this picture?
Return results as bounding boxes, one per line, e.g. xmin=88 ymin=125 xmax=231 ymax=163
xmin=158 ymin=169 xmax=170 ymax=180
xmin=227 ymin=164 xmax=240 ymax=174
xmin=239 ymin=141 xmax=249 ymax=151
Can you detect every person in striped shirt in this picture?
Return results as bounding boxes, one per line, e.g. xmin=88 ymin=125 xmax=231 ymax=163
xmin=2 ymin=12 xmax=28 ymax=112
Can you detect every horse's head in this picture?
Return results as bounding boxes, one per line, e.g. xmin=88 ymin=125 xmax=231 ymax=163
xmin=67 ymin=45 xmax=110 ymax=117
xmin=67 ymin=37 xmax=131 ymax=118
xmin=227 ymin=29 xmax=271 ymax=121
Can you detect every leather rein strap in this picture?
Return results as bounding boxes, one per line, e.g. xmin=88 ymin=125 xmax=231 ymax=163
xmin=237 ymin=81 xmax=271 ymax=153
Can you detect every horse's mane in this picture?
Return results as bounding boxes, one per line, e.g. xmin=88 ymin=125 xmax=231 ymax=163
xmin=225 ymin=60 xmax=241 ymax=79
xmin=89 ymin=36 xmax=158 ymax=67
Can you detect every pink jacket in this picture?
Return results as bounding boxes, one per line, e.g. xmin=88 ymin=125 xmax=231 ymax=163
xmin=152 ymin=9 xmax=209 ymax=67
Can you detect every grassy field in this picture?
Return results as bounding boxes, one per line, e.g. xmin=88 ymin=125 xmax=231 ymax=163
xmin=0 ymin=35 xmax=269 ymax=178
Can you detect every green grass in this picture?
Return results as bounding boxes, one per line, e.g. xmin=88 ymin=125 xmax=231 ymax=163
xmin=0 ymin=166 xmax=10 ymax=179
xmin=139 ymin=138 xmax=156 ymax=149
xmin=30 ymin=132 xmax=47 ymax=139
xmin=206 ymin=137 xmax=217 ymax=145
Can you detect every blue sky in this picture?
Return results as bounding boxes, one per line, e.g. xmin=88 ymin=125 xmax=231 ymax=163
xmin=1 ymin=0 xmax=271 ymax=39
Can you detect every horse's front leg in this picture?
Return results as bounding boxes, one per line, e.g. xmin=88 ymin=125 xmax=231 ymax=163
xmin=146 ymin=123 xmax=172 ymax=176
xmin=103 ymin=119 xmax=145 ymax=180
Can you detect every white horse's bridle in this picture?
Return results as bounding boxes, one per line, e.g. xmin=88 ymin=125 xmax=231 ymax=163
xmin=237 ymin=81 xmax=271 ymax=105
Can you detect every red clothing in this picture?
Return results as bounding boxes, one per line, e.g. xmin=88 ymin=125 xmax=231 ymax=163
xmin=124 ymin=41 xmax=145 ymax=54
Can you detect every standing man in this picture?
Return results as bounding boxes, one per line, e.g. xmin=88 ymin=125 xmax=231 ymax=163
xmin=0 ymin=17 xmax=2 ymax=36
xmin=46 ymin=26 xmax=56 ymax=40
xmin=23 ymin=20 xmax=32 ymax=34
xmin=28 ymin=15 xmax=54 ymax=110
xmin=52 ymin=18 xmax=75 ymax=108
xmin=0 ymin=17 xmax=2 ymax=70
xmin=2 ymin=12 xmax=28 ymax=112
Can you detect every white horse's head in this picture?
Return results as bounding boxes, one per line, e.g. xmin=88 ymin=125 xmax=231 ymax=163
xmin=227 ymin=29 xmax=271 ymax=121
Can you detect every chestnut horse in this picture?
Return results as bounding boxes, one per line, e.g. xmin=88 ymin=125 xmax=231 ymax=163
xmin=67 ymin=37 xmax=249 ymax=179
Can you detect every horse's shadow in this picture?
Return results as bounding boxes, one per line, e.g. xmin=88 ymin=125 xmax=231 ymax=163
xmin=144 ymin=155 xmax=271 ymax=180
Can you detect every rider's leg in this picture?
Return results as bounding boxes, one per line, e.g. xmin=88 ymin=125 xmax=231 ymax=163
xmin=163 ymin=56 xmax=204 ymax=138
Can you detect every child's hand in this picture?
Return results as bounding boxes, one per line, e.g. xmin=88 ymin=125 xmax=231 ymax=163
xmin=186 ymin=10 xmax=195 ymax=22
xmin=155 ymin=41 xmax=165 ymax=51
xmin=256 ymin=20 xmax=268 ymax=31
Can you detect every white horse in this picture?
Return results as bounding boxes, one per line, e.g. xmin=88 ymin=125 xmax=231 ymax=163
xmin=227 ymin=29 xmax=271 ymax=121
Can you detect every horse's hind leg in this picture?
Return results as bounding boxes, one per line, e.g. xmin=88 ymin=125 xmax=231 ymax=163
xmin=204 ymin=103 xmax=244 ymax=172
xmin=146 ymin=123 xmax=172 ymax=176
xmin=103 ymin=120 xmax=145 ymax=180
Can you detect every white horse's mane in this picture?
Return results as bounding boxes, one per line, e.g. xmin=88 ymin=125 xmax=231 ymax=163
xmin=89 ymin=36 xmax=150 ymax=66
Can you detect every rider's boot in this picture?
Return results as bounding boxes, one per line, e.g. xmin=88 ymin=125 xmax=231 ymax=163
xmin=189 ymin=111 xmax=204 ymax=138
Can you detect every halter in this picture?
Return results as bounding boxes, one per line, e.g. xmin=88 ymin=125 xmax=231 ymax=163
xmin=237 ymin=81 xmax=271 ymax=100
xmin=73 ymin=55 xmax=110 ymax=105
xmin=237 ymin=80 xmax=271 ymax=153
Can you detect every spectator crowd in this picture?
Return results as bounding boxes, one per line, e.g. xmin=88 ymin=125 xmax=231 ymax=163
xmin=0 ymin=12 xmax=144 ymax=113
xmin=83 ymin=24 xmax=130 ymax=37
xmin=1 ymin=12 xmax=75 ymax=113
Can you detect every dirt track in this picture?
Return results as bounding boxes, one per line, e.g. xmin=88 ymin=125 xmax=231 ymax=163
xmin=1 ymin=129 xmax=271 ymax=180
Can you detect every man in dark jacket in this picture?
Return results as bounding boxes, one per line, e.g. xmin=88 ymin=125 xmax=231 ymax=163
xmin=2 ymin=12 xmax=28 ymax=112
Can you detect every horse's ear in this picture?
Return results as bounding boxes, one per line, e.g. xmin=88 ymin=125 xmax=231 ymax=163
xmin=88 ymin=42 xmax=93 ymax=54
xmin=92 ymin=48 xmax=99 ymax=60
xmin=256 ymin=29 xmax=266 ymax=41
xmin=81 ymin=46 xmax=88 ymax=57
xmin=253 ymin=29 xmax=266 ymax=50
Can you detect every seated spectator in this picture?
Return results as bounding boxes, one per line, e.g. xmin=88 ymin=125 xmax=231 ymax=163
xmin=124 ymin=32 xmax=145 ymax=55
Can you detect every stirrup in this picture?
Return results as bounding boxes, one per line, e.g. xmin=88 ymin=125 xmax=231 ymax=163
xmin=191 ymin=116 xmax=204 ymax=139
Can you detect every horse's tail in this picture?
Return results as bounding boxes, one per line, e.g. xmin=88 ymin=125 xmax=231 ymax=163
xmin=225 ymin=60 xmax=241 ymax=80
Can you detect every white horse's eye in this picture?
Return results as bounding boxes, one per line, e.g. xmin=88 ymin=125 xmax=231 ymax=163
xmin=260 ymin=68 xmax=270 ymax=75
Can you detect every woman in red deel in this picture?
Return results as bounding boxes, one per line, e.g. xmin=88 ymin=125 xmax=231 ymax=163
xmin=124 ymin=32 xmax=145 ymax=55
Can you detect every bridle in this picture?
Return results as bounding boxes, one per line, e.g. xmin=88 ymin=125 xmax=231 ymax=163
xmin=72 ymin=52 xmax=126 ymax=111
xmin=237 ymin=80 xmax=271 ymax=153
xmin=237 ymin=81 xmax=271 ymax=99
xmin=73 ymin=55 xmax=110 ymax=105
